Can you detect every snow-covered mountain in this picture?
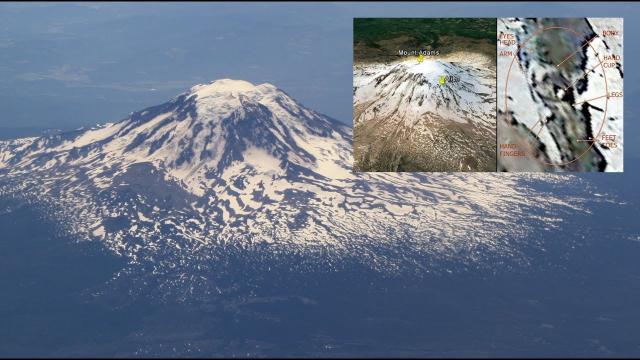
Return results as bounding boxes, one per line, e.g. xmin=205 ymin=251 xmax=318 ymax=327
xmin=0 ymin=79 xmax=588 ymax=292
xmin=353 ymin=53 xmax=497 ymax=172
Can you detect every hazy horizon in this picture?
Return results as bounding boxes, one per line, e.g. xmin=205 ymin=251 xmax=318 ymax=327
xmin=1 ymin=3 xmax=639 ymax=357
xmin=0 ymin=3 xmax=637 ymax=151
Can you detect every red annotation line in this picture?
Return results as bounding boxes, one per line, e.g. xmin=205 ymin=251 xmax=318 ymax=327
xmin=556 ymin=35 xmax=599 ymax=68
xmin=564 ymin=58 xmax=604 ymax=91
xmin=536 ymin=122 xmax=545 ymax=137
xmin=529 ymin=117 xmax=547 ymax=138
xmin=574 ymin=94 xmax=608 ymax=105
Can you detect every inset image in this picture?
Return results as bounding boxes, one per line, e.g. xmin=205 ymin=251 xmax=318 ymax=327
xmin=353 ymin=18 xmax=497 ymax=172
xmin=497 ymin=18 xmax=623 ymax=172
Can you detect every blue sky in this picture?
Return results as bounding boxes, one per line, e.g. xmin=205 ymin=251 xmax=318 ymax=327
xmin=0 ymin=2 xmax=637 ymax=159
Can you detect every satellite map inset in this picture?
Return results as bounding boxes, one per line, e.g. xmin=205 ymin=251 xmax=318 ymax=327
xmin=353 ymin=18 xmax=497 ymax=172
xmin=497 ymin=18 xmax=624 ymax=172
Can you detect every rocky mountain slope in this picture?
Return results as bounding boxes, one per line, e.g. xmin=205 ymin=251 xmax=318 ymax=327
xmin=354 ymin=53 xmax=497 ymax=172
xmin=0 ymin=79 xmax=587 ymax=296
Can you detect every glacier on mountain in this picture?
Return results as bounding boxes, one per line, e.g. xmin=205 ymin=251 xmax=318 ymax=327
xmin=0 ymin=79 xmax=593 ymax=292
xmin=353 ymin=52 xmax=497 ymax=172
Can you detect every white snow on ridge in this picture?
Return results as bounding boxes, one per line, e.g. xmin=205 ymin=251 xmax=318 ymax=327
xmin=0 ymin=78 xmax=592 ymax=277
xmin=354 ymin=56 xmax=496 ymax=129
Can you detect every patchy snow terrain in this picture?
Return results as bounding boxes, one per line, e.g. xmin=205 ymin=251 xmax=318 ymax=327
xmin=0 ymin=79 xmax=591 ymax=295
xmin=354 ymin=51 xmax=497 ymax=172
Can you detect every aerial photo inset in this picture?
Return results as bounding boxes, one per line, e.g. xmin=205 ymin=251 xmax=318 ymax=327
xmin=353 ymin=18 xmax=497 ymax=172
xmin=497 ymin=18 xmax=624 ymax=172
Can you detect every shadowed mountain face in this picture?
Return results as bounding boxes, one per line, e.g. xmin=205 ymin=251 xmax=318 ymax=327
xmin=0 ymin=79 xmax=598 ymax=297
xmin=1 ymin=79 xmax=639 ymax=357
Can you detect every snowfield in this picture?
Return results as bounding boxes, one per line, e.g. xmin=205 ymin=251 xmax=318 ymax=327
xmin=353 ymin=52 xmax=497 ymax=172
xmin=0 ymin=79 xmax=594 ymax=293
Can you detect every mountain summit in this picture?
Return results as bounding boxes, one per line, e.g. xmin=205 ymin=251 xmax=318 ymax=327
xmin=0 ymin=79 xmax=581 ymax=285
xmin=353 ymin=54 xmax=497 ymax=172
xmin=1 ymin=78 xmax=351 ymax=195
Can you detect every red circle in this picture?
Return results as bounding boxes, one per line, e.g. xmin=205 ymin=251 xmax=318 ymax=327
xmin=503 ymin=26 xmax=608 ymax=167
